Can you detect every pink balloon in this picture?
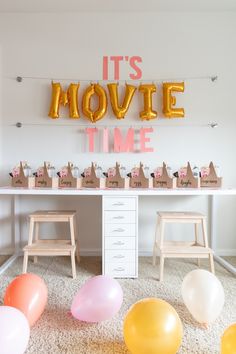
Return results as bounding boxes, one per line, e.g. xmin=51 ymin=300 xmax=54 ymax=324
xmin=0 ymin=306 xmax=30 ymax=354
xmin=71 ymin=275 xmax=123 ymax=322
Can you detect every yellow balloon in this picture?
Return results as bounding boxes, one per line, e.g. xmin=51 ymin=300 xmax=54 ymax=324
xmin=108 ymin=83 xmax=136 ymax=119
xmin=221 ymin=323 xmax=236 ymax=354
xmin=139 ymin=84 xmax=157 ymax=120
xmin=162 ymin=82 xmax=185 ymax=118
xmin=48 ymin=82 xmax=80 ymax=119
xmin=123 ymin=298 xmax=183 ymax=354
xmin=82 ymin=83 xmax=107 ymax=123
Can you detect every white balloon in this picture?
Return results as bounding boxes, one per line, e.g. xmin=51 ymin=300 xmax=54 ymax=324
xmin=181 ymin=269 xmax=225 ymax=325
xmin=0 ymin=306 xmax=30 ymax=354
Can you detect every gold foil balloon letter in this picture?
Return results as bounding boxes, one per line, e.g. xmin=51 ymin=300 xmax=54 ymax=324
xmin=68 ymin=84 xmax=80 ymax=118
xmin=108 ymin=83 xmax=136 ymax=119
xmin=48 ymin=82 xmax=61 ymax=119
xmin=48 ymin=82 xmax=80 ymax=119
xmin=162 ymin=82 xmax=185 ymax=118
xmin=139 ymin=84 xmax=157 ymax=120
xmin=82 ymin=83 xmax=107 ymax=123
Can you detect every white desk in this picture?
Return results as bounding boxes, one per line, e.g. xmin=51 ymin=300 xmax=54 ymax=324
xmin=0 ymin=187 xmax=235 ymax=277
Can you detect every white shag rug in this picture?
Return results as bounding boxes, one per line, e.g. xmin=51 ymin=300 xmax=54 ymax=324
xmin=0 ymin=256 xmax=236 ymax=354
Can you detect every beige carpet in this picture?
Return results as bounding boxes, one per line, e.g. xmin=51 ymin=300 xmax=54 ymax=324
xmin=223 ymin=256 xmax=236 ymax=267
xmin=0 ymin=257 xmax=236 ymax=354
xmin=0 ymin=255 xmax=10 ymax=266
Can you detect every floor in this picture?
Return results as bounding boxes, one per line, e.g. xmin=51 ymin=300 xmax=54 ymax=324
xmin=223 ymin=256 xmax=236 ymax=267
xmin=0 ymin=256 xmax=236 ymax=354
xmin=0 ymin=255 xmax=10 ymax=266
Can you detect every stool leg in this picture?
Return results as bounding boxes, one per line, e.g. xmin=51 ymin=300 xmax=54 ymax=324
xmin=76 ymin=247 xmax=80 ymax=264
xmin=23 ymin=251 xmax=28 ymax=273
xmin=159 ymin=220 xmax=165 ymax=281
xmin=69 ymin=216 xmax=77 ymax=278
xmin=194 ymin=223 xmax=200 ymax=267
xmin=28 ymin=217 xmax=35 ymax=245
xmin=24 ymin=217 xmax=34 ymax=272
xmin=74 ymin=216 xmax=80 ymax=264
xmin=71 ymin=250 xmax=76 ymax=279
xmin=209 ymin=253 xmax=215 ymax=274
xmin=69 ymin=216 xmax=76 ymax=247
xmin=34 ymin=222 xmax=39 ymax=264
xmin=201 ymin=218 xmax=209 ymax=248
xmin=153 ymin=215 xmax=160 ymax=266
xmin=159 ymin=254 xmax=165 ymax=281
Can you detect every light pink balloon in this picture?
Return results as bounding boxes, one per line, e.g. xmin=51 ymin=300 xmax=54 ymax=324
xmin=0 ymin=306 xmax=30 ymax=354
xmin=71 ymin=275 xmax=123 ymax=322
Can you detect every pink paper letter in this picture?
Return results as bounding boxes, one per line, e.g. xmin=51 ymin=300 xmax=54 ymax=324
xmin=103 ymin=56 xmax=108 ymax=80
xmin=114 ymin=128 xmax=134 ymax=152
xmin=110 ymin=56 xmax=123 ymax=80
xmin=140 ymin=128 xmax=154 ymax=152
xmin=129 ymin=56 xmax=142 ymax=80
xmin=102 ymin=127 xmax=109 ymax=153
xmin=85 ymin=128 xmax=98 ymax=152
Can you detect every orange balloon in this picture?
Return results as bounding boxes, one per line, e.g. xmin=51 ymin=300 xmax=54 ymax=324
xmin=4 ymin=273 xmax=48 ymax=327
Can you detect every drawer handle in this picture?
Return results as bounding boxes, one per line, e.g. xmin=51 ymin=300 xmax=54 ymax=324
xmin=113 ymin=255 xmax=125 ymax=259
xmin=114 ymin=267 xmax=125 ymax=272
xmin=113 ymin=241 xmax=125 ymax=246
xmin=113 ymin=216 xmax=125 ymax=219
xmin=113 ymin=228 xmax=125 ymax=232
xmin=112 ymin=202 xmax=124 ymax=206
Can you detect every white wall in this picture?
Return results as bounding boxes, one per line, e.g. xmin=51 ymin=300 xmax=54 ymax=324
xmin=0 ymin=12 xmax=236 ymax=255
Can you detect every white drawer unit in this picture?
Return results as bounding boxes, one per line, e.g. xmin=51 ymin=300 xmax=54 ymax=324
xmin=104 ymin=262 xmax=136 ymax=278
xmin=102 ymin=196 xmax=138 ymax=278
xmin=105 ymin=237 xmax=136 ymax=250
xmin=105 ymin=250 xmax=136 ymax=263
xmin=105 ymin=223 xmax=136 ymax=237
xmin=104 ymin=210 xmax=136 ymax=224
xmin=103 ymin=197 xmax=136 ymax=211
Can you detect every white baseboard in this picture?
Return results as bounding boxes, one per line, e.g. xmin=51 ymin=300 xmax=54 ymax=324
xmin=80 ymin=248 xmax=102 ymax=256
xmin=1 ymin=248 xmax=236 ymax=257
xmin=138 ymin=251 xmax=153 ymax=257
xmin=140 ymin=250 xmax=236 ymax=257
xmin=214 ymin=249 xmax=236 ymax=256
xmin=0 ymin=247 xmax=14 ymax=255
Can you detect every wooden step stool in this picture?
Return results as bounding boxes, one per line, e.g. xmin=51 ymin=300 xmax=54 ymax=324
xmin=23 ymin=210 xmax=79 ymax=279
xmin=153 ymin=211 xmax=214 ymax=281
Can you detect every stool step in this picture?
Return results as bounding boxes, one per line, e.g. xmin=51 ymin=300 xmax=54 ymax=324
xmin=160 ymin=244 xmax=213 ymax=255
xmin=157 ymin=211 xmax=205 ymax=219
xmin=23 ymin=210 xmax=78 ymax=279
xmin=29 ymin=210 xmax=76 ymax=217
xmin=29 ymin=210 xmax=76 ymax=222
xmin=24 ymin=240 xmax=76 ymax=254
xmin=153 ymin=210 xmax=215 ymax=280
xmin=160 ymin=241 xmax=203 ymax=247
